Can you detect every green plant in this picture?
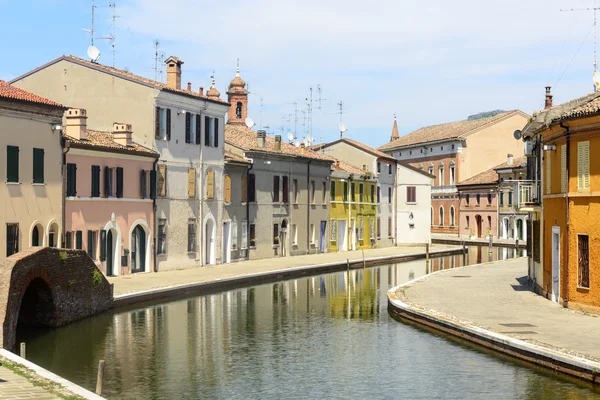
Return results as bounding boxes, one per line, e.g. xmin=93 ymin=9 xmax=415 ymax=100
xmin=67 ymin=279 xmax=77 ymax=289
xmin=58 ymin=251 xmax=68 ymax=261
xmin=123 ymin=248 xmax=130 ymax=256
xmin=92 ymin=269 xmax=103 ymax=288
xmin=486 ymin=227 xmax=491 ymax=236
xmin=469 ymin=228 xmax=475 ymax=237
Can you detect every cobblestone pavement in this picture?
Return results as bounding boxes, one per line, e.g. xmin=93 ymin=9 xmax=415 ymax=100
xmin=400 ymin=257 xmax=600 ymax=361
xmin=0 ymin=363 xmax=60 ymax=400
xmin=110 ymin=244 xmax=457 ymax=296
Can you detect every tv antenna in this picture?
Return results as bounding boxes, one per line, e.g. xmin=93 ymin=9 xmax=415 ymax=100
xmin=154 ymin=40 xmax=165 ymax=81
xmin=337 ymin=101 xmax=347 ymax=138
xmin=96 ymin=2 xmax=119 ymax=67
xmin=82 ymin=0 xmax=97 ymax=47
xmin=316 ymin=84 xmax=328 ymax=110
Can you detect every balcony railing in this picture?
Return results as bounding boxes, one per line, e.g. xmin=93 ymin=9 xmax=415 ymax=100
xmin=500 ymin=179 xmax=540 ymax=209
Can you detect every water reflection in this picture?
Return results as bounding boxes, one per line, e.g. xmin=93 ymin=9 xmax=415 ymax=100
xmin=17 ymin=249 xmax=598 ymax=400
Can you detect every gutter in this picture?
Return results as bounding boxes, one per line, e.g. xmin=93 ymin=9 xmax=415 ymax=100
xmin=61 ymin=136 xmax=70 ymax=247
xmin=560 ymin=121 xmax=570 ymax=304
xmin=152 ymin=157 xmax=158 ymax=273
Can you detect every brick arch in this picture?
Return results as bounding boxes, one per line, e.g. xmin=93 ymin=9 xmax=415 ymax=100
xmin=0 ymin=247 xmax=113 ymax=351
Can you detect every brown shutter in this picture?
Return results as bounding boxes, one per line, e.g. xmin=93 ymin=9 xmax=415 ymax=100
xmin=188 ymin=168 xmax=196 ymax=198
xmin=207 ymin=169 xmax=215 ymax=199
xmin=166 ymin=108 xmax=172 ymax=140
xmin=155 ymin=107 xmax=160 ymax=139
xmin=242 ymin=175 xmax=247 ymax=202
xmin=224 ymin=174 xmax=231 ymax=203
xmin=157 ymin=164 xmax=166 ymax=197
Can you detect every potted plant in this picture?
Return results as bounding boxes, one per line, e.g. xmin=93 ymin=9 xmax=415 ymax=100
xmin=469 ymin=228 xmax=476 ymax=240
xmin=485 ymin=227 xmax=492 ymax=240
xmin=273 ymin=236 xmax=280 ymax=246
xmin=122 ymin=248 xmax=130 ymax=267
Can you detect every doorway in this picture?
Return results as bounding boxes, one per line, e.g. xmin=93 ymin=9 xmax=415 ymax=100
xmin=516 ymin=219 xmax=523 ymax=240
xmin=106 ymin=230 xmax=114 ymax=276
xmin=31 ymin=225 xmax=41 ymax=247
xmin=205 ymin=218 xmax=215 ymax=265
xmin=131 ymin=225 xmax=146 ymax=273
xmin=551 ymin=227 xmax=560 ymax=303
xmin=337 ymin=220 xmax=347 ymax=251
xmin=320 ymin=221 xmax=326 ymax=253
xmin=223 ymin=221 xmax=231 ymax=263
xmin=475 ymin=215 xmax=482 ymax=238
xmin=350 ymin=219 xmax=357 ymax=251
xmin=280 ymin=219 xmax=288 ymax=257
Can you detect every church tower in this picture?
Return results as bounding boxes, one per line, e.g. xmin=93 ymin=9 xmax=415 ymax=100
xmin=226 ymin=60 xmax=248 ymax=125
xmin=390 ymin=114 xmax=399 ymax=141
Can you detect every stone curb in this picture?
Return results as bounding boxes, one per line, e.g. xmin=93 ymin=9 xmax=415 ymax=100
xmin=387 ymin=261 xmax=600 ymax=385
xmin=0 ymin=349 xmax=105 ymax=399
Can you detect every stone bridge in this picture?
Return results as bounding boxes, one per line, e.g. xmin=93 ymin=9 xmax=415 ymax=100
xmin=0 ymin=247 xmax=113 ymax=351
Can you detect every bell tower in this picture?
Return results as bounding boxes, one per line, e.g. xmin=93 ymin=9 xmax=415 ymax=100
xmin=227 ymin=60 xmax=248 ymax=125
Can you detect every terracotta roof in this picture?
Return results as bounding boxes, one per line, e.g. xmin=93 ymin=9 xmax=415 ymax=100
xmin=493 ymin=155 xmax=527 ymax=170
xmin=65 ymin=130 xmax=158 ymax=157
xmin=0 ymin=80 xmax=64 ymax=108
xmin=318 ymin=138 xmax=396 ymax=161
xmin=224 ymin=124 xmax=334 ymax=162
xmin=379 ymin=110 xmax=528 ymax=151
xmin=457 ymin=156 xmax=526 ymax=186
xmin=225 ymin=151 xmax=250 ymax=164
xmin=11 ymin=56 xmax=229 ymax=106
xmin=390 ymin=119 xmax=399 ymax=140
xmin=331 ymin=159 xmax=365 ymax=175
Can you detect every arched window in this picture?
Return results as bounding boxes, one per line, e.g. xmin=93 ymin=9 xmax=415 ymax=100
xmin=439 ymin=206 xmax=444 ymax=227
xmin=466 ymin=216 xmax=470 ymax=228
xmin=450 ymin=207 xmax=455 ymax=227
xmin=236 ymin=102 xmax=243 ymax=119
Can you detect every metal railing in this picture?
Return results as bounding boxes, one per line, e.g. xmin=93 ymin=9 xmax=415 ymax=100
xmin=500 ymin=179 xmax=540 ymax=208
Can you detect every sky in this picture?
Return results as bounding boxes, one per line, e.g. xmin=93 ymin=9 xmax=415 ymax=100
xmin=1 ymin=0 xmax=599 ymax=148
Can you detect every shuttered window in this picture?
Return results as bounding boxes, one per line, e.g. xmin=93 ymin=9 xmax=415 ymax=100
xmin=388 ymin=187 xmax=392 ymax=204
xmin=241 ymin=220 xmax=248 ymax=249
xmin=87 ymin=230 xmax=97 ymax=259
xmin=140 ymin=169 xmax=147 ymax=198
xmin=32 ymin=148 xmax=44 ymax=184
xmin=561 ymin=144 xmax=567 ymax=193
xmin=206 ymin=169 xmax=215 ymax=199
xmin=65 ymin=231 xmax=73 ymax=249
xmin=91 ymin=165 xmax=101 ymax=197
xmin=358 ymin=220 xmax=364 ymax=240
xmin=75 ymin=230 xmax=83 ymax=250
xmin=157 ymin=164 xmax=166 ymax=197
xmin=273 ymin=176 xmax=280 ymax=202
xmin=407 ymin=186 xmax=416 ymax=203
xmin=214 ymin=118 xmax=219 ymax=147
xmin=224 ymin=174 xmax=232 ymax=203
xmin=188 ymin=219 xmax=197 ymax=252
xmin=350 ymin=182 xmax=355 ymax=202
xmin=188 ymin=168 xmax=196 ymax=198
xmin=196 ymin=114 xmax=202 ymax=144
xmin=241 ymin=175 xmax=247 ymax=203
xmin=99 ymin=230 xmax=107 ymax=261
xmin=377 ymin=186 xmax=380 ymax=203
xmin=343 ymin=182 xmax=349 ymax=202
xmin=7 ymin=145 xmax=19 ymax=183
xmin=157 ymin=219 xmax=167 ymax=254
xmin=116 ymin=167 xmax=124 ymax=198
xmin=6 ymin=223 xmax=19 ymax=257
xmin=293 ymin=179 xmax=299 ymax=203
xmin=185 ymin=113 xmax=191 ymax=143
xmin=376 ymin=217 xmax=381 ymax=239
xmin=359 ymin=183 xmax=364 ymax=202
xmin=577 ymin=141 xmax=590 ymax=191
xmin=155 ymin=106 xmax=161 ymax=139
xmin=104 ymin=167 xmax=113 ymax=197
xmin=370 ymin=184 xmax=375 ymax=203
xmin=166 ymin=108 xmax=172 ymax=140
xmin=205 ymin=116 xmax=210 ymax=146
xmin=66 ymin=163 xmax=77 ymax=197
xmin=150 ymin=170 xmax=157 ymax=199
xmin=283 ymin=176 xmax=289 ymax=203
xmin=330 ymin=181 xmax=336 ymax=201
xmin=248 ymin=173 xmax=256 ymax=202
xmin=545 ymin=150 xmax=552 ymax=194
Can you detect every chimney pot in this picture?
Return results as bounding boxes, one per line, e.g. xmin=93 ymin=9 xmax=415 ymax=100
xmin=544 ymin=85 xmax=553 ymax=110
xmin=507 ymin=153 xmax=514 ymax=165
xmin=199 ymin=86 xmax=204 ymax=96
xmin=64 ymin=108 xmax=88 ymax=140
xmin=257 ymin=130 xmax=267 ymax=148
xmin=300 ymin=142 xmax=305 ymax=155
xmin=165 ymin=56 xmax=184 ymax=90
xmin=187 ymin=82 xmax=192 ymax=91
xmin=275 ymin=135 xmax=282 ymax=151
xmin=112 ymin=122 xmax=133 ymax=146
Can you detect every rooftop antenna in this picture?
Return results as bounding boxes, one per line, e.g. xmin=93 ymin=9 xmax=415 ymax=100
xmin=337 ymin=101 xmax=347 ymax=138
xmin=96 ymin=2 xmax=119 ymax=67
xmin=316 ymin=84 xmax=328 ymax=110
xmin=260 ymin=97 xmax=264 ymax=129
xmin=153 ymin=40 xmax=165 ymax=81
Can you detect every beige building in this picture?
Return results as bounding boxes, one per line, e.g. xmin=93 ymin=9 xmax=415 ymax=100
xmin=0 ymin=81 xmax=66 ymax=259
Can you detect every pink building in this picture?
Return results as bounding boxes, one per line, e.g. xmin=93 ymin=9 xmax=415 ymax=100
xmin=457 ymin=167 xmax=498 ymax=239
xmin=63 ymin=109 xmax=159 ymax=276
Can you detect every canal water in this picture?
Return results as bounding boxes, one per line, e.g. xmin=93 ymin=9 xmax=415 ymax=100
xmin=18 ymin=247 xmax=600 ymax=399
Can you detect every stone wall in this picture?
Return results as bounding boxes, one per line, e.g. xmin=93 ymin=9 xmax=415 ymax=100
xmin=0 ymin=247 xmax=113 ymax=351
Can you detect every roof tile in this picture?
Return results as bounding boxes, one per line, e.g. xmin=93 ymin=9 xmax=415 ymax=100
xmin=65 ymin=130 xmax=158 ymax=157
xmin=0 ymin=80 xmax=64 ymax=107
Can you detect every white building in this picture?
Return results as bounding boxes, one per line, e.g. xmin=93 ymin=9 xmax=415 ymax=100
xmin=395 ymin=163 xmax=434 ymax=244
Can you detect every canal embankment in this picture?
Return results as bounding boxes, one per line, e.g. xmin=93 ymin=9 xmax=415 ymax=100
xmin=110 ymin=244 xmax=461 ymax=308
xmin=431 ymin=234 xmax=527 ymax=248
xmin=388 ymin=257 xmax=600 ymax=384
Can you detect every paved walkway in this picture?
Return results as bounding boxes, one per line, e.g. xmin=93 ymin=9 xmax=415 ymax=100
xmin=0 ymin=362 xmax=60 ymax=400
xmin=110 ymin=244 xmax=457 ymax=296
xmin=399 ymin=257 xmax=600 ymax=361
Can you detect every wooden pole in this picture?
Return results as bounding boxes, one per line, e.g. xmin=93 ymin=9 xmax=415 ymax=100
xmin=347 ymin=258 xmax=350 ymax=272
xmin=488 ymin=235 xmax=493 ymax=253
xmin=425 ymin=243 xmax=430 ymax=262
xmin=96 ymin=360 xmax=105 ymax=396
xmin=19 ymin=342 xmax=25 ymax=359
xmin=362 ymin=249 xmax=366 ymax=269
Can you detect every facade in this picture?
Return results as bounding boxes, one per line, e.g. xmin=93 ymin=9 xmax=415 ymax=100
xmin=62 ymin=109 xmax=159 ymax=276
xmin=11 ymin=55 xmax=230 ymax=269
xmin=497 ymin=156 xmax=528 ymax=240
xmin=329 ymin=159 xmax=377 ymax=252
xmin=457 ymin=170 xmax=498 ymax=239
xmin=379 ymin=111 xmax=530 ymax=235
xmin=0 ymin=81 xmax=66 ymax=260
xmin=223 ymin=152 xmax=251 ymax=263
xmin=312 ymin=139 xmax=397 ymax=248
xmin=395 ymin=162 xmax=434 ymax=244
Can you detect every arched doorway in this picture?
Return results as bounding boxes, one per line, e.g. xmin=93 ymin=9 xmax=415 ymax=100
xmin=475 ymin=215 xmax=482 ymax=238
xmin=280 ymin=219 xmax=288 ymax=257
xmin=503 ymin=218 xmax=509 ymax=239
xmin=17 ymin=278 xmax=56 ymax=329
xmin=516 ymin=219 xmax=523 ymax=240
xmin=31 ymin=224 xmax=43 ymax=247
xmin=107 ymin=230 xmax=114 ymax=276
xmin=205 ymin=216 xmax=215 ymax=265
xmin=131 ymin=225 xmax=147 ymax=273
xmin=47 ymin=222 xmax=59 ymax=247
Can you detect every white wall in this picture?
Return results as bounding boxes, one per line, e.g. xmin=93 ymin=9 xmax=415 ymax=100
xmin=396 ymin=164 xmax=432 ymax=244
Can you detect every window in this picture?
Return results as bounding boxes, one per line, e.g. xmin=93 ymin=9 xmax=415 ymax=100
xmin=185 ymin=113 xmax=192 ymax=143
xmin=499 ymin=192 xmax=504 ymax=206
xmin=293 ymin=179 xmax=298 ymax=203
xmin=561 ymin=144 xmax=567 ymax=193
xmin=508 ymin=191 xmax=513 ymax=206
xmin=311 ymin=181 xmax=316 ymax=203
xmin=370 ymin=218 xmax=375 ymax=239
xmin=205 ymin=116 xmax=211 ymax=146
xmin=449 ymin=163 xmax=455 ymax=185
xmin=377 ymin=186 xmax=381 ymax=203
xmin=292 ymin=224 xmax=298 ymax=245
xmin=91 ymin=166 xmax=101 ymax=197
xmin=242 ymin=175 xmax=248 ymax=203
xmin=407 ymin=186 xmax=416 ymax=203
xmin=116 ymin=167 xmax=124 ymax=198
xmin=65 ymin=231 xmax=73 ymax=249
xmin=206 ymin=169 xmax=215 ymax=199
xmin=359 ymin=183 xmax=364 ymax=202
xmin=546 ymin=149 xmax=552 ymax=194
xmin=310 ymin=224 xmax=315 ymax=244
xmin=331 ymin=219 xmax=337 ymax=242
xmin=476 ymin=194 xmax=480 ymax=205
xmin=33 ymin=148 xmax=44 ymax=184
xmin=370 ymin=184 xmax=375 ymax=203
xmin=150 ymin=169 xmax=157 ymax=199
xmin=322 ymin=182 xmax=326 ymax=203
xmin=87 ymin=230 xmax=98 ymax=259
xmin=6 ymin=223 xmax=19 ymax=257
xmin=104 ymin=167 xmax=113 ymax=197
xmin=75 ymin=231 xmax=83 ymax=250
xmin=66 ymin=163 xmax=77 ymax=197
xmin=188 ymin=219 xmax=197 ymax=252
xmin=388 ymin=187 xmax=392 ymax=204
xmin=358 ymin=219 xmax=364 ymax=240
xmin=487 ymin=193 xmax=492 ymax=205
xmin=236 ymin=102 xmax=243 ymax=119
xmin=100 ymin=230 xmax=107 ymax=261
xmin=487 ymin=216 xmax=492 ymax=229
xmin=466 ymin=194 xmax=470 ymax=206
xmin=388 ymin=163 xmax=392 ymax=174
xmin=343 ymin=182 xmax=349 ymax=202
xmin=224 ymin=174 xmax=231 ymax=203
xmin=388 ymin=217 xmax=393 ymax=238
xmin=577 ymin=141 xmax=590 ymax=191
xmin=273 ymin=223 xmax=279 ymax=246
xmin=428 ymin=165 xmax=433 ymax=176
xmin=7 ymin=145 xmax=19 ymax=183
xmin=439 ymin=207 xmax=444 ymax=226
xmin=438 ymin=165 xmax=444 ymax=186
xmin=350 ymin=182 xmax=355 ymax=202
xmin=273 ymin=176 xmax=280 ymax=202
xmin=214 ymin=118 xmax=220 ymax=148
xmin=48 ymin=224 xmax=57 ymax=247
xmin=376 ymin=217 xmax=381 ymax=239
xmin=450 ymin=207 xmax=455 ymax=227
xmin=377 ymin=162 xmax=381 ymax=173
xmin=250 ymin=223 xmax=256 ymax=248
xmin=283 ymin=176 xmax=289 ymax=203
xmin=242 ymin=220 xmax=248 ymax=249
xmin=195 ymin=113 xmax=201 ymax=144
xmin=466 ymin=216 xmax=470 ymax=228
xmin=155 ymin=107 xmax=170 ymax=140
xmin=578 ymin=235 xmax=590 ymax=288
xmin=188 ymin=168 xmax=196 ymax=198
xmin=330 ymin=181 xmax=336 ymax=201
xmin=157 ymin=219 xmax=167 ymax=254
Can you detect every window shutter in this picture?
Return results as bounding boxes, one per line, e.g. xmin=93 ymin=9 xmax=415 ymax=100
xmin=188 ymin=168 xmax=196 ymax=198
xmin=155 ymin=107 xmax=160 ymax=139
xmin=140 ymin=169 xmax=147 ymax=198
xmin=546 ymin=150 xmax=552 ymax=194
xmin=100 ymin=230 xmax=107 ymax=261
xmin=104 ymin=166 xmax=111 ymax=197
xmin=185 ymin=113 xmax=191 ymax=143
xmin=241 ymin=220 xmax=248 ymax=249
xmin=242 ymin=175 xmax=247 ymax=202
xmin=76 ymin=231 xmax=83 ymax=250
xmin=331 ymin=181 xmax=336 ymax=201
xmin=205 ymin=116 xmax=210 ymax=146
xmin=116 ymin=167 xmax=124 ymax=198
xmin=248 ymin=174 xmax=256 ymax=202
xmin=157 ymin=164 xmax=166 ymax=197
xmin=377 ymin=217 xmax=381 ymax=238
xmin=283 ymin=177 xmax=289 ymax=203
xmin=370 ymin=184 xmax=374 ymax=203
xmin=166 ymin=108 xmax=171 ymax=140
xmin=224 ymin=175 xmax=231 ymax=203
xmin=273 ymin=176 xmax=280 ymax=202
xmin=196 ymin=114 xmax=202 ymax=144
xmin=65 ymin=232 xmax=72 ymax=249
xmin=150 ymin=170 xmax=157 ymax=199
xmin=577 ymin=141 xmax=590 ymax=191
xmin=91 ymin=165 xmax=100 ymax=197
xmin=214 ymin=118 xmax=219 ymax=147
xmin=33 ymin=148 xmax=44 ymax=184
xmin=67 ymin=163 xmax=77 ymax=197
xmin=7 ymin=145 xmax=19 ymax=183
xmin=87 ymin=230 xmax=94 ymax=257
xmin=561 ymin=145 xmax=567 ymax=193
xmin=207 ymin=169 xmax=215 ymax=199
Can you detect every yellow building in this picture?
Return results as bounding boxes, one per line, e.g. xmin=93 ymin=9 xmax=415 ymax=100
xmin=329 ymin=159 xmax=377 ymax=252
xmin=534 ymin=90 xmax=600 ymax=313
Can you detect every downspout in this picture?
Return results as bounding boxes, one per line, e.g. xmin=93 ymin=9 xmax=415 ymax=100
xmin=560 ymin=121 xmax=570 ymax=305
xmin=61 ymin=137 xmax=70 ymax=248
xmin=306 ymin=160 xmax=312 ymax=254
xmin=348 ymin=174 xmax=352 ymax=250
xmin=393 ymin=160 xmax=397 ymax=246
xmin=152 ymin=157 xmax=158 ymax=272
xmin=246 ymin=160 xmax=254 ymax=260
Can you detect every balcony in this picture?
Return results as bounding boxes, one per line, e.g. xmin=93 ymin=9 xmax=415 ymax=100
xmin=431 ymin=185 xmax=458 ymax=195
xmin=499 ymin=180 xmax=541 ymax=211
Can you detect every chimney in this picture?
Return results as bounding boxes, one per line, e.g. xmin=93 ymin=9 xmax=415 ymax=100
xmin=165 ymin=56 xmax=184 ymax=90
xmin=300 ymin=142 xmax=305 ymax=155
xmin=544 ymin=86 xmax=553 ymax=109
xmin=199 ymin=86 xmax=204 ymax=96
xmin=257 ymin=130 xmax=266 ymax=148
xmin=187 ymin=82 xmax=192 ymax=91
xmin=275 ymin=135 xmax=282 ymax=151
xmin=507 ymin=153 xmax=514 ymax=165
xmin=363 ymin=164 xmax=367 ymax=172
xmin=336 ymin=160 xmax=340 ymax=168
xmin=112 ymin=123 xmax=133 ymax=146
xmin=64 ymin=108 xmax=88 ymax=140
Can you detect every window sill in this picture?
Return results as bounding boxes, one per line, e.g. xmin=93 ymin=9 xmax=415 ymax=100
xmin=406 ymin=202 xmax=417 ymax=205
xmin=32 ymin=183 xmax=46 ymax=186
xmin=272 ymin=244 xmax=280 ymax=249
xmin=6 ymin=182 xmax=21 ymax=185
xmin=577 ymin=286 xmax=590 ymax=291
xmin=224 ymin=202 xmax=231 ymax=206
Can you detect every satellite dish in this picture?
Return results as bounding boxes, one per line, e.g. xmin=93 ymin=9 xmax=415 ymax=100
xmin=513 ymin=130 xmax=522 ymax=140
xmin=594 ymin=71 xmax=600 ymax=90
xmin=303 ymin=139 xmax=309 ymax=146
xmin=245 ymin=117 xmax=255 ymax=128
xmin=287 ymin=133 xmax=295 ymax=141
xmin=294 ymin=140 xmax=301 ymax=148
xmin=87 ymin=46 xmax=101 ymax=62
xmin=306 ymin=134 xmax=314 ymax=143
xmin=339 ymin=122 xmax=347 ymax=132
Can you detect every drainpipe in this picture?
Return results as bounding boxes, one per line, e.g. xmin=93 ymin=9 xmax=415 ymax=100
xmin=560 ymin=122 xmax=570 ymax=305
xmin=61 ymin=137 xmax=70 ymax=248
xmin=348 ymin=174 xmax=352 ymax=250
xmin=246 ymin=159 xmax=254 ymax=260
xmin=393 ymin=161 xmax=398 ymax=246
xmin=152 ymin=157 xmax=158 ymax=273
xmin=307 ymin=160 xmax=312 ymax=254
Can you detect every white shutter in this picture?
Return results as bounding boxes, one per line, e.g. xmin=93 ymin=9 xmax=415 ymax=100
xmin=231 ymin=220 xmax=238 ymax=250
xmin=578 ymin=141 xmax=590 ymax=191
xmin=546 ymin=150 xmax=552 ymax=194
xmin=560 ymin=145 xmax=567 ymax=193
xmin=241 ymin=220 xmax=248 ymax=249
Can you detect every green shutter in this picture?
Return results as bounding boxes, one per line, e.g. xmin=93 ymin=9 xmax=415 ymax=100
xmin=150 ymin=170 xmax=157 ymax=199
xmin=76 ymin=231 xmax=83 ymax=249
xmin=33 ymin=148 xmax=44 ymax=184
xmin=7 ymin=145 xmax=19 ymax=183
xmin=116 ymin=167 xmax=124 ymax=198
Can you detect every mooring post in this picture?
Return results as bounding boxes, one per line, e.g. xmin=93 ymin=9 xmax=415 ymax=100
xmin=362 ymin=250 xmax=366 ymax=269
xmin=347 ymin=258 xmax=350 ymax=272
xmin=462 ymin=240 xmax=466 ymax=255
xmin=489 ymin=235 xmax=493 ymax=254
xmin=425 ymin=243 xmax=430 ymax=262
xmin=96 ymin=360 xmax=105 ymax=396
xmin=515 ymin=239 xmax=519 ymax=258
xmin=19 ymin=342 xmax=25 ymax=359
